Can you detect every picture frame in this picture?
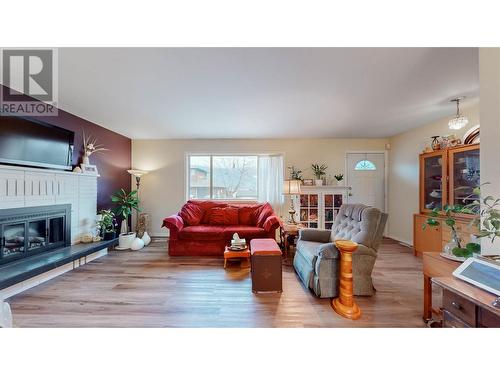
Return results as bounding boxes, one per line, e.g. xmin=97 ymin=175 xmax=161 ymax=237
xmin=80 ymin=163 xmax=99 ymax=175
xmin=303 ymin=179 xmax=313 ymax=186
xmin=453 ymin=257 xmax=500 ymax=296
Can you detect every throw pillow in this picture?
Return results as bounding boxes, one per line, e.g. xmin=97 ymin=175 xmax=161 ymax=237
xmin=179 ymin=202 xmax=203 ymax=226
xmin=254 ymin=203 xmax=274 ymax=227
xmin=237 ymin=205 xmax=260 ymax=226
xmin=208 ymin=207 xmax=239 ymax=225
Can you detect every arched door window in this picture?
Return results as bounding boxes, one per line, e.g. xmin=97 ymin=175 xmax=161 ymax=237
xmin=354 ymin=160 xmax=376 ymax=171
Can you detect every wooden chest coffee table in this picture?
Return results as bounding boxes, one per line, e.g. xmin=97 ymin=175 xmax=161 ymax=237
xmin=224 ymin=246 xmax=250 ymax=269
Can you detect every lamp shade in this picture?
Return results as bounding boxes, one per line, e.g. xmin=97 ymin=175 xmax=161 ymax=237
xmin=127 ymin=169 xmax=148 ymax=177
xmin=283 ymin=179 xmax=301 ymax=195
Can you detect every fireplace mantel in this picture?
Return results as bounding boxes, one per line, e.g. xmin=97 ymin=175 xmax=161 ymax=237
xmin=0 ymin=164 xmax=99 ymax=244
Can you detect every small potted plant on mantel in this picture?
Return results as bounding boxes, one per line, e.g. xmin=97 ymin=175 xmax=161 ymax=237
xmin=311 ymin=163 xmax=328 ymax=186
xmin=334 ymin=174 xmax=344 ymax=186
xmin=111 ymin=189 xmax=140 ymax=249
xmin=288 ymin=166 xmax=304 ymax=182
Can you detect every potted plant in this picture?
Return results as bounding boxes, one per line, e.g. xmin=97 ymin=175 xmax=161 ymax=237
xmin=464 ymin=184 xmax=500 ymax=253
xmin=288 ymin=166 xmax=304 ymax=181
xmin=111 ymin=189 xmax=140 ymax=249
xmin=311 ymin=163 xmax=327 ymax=186
xmin=424 ymin=204 xmax=480 ymax=259
xmin=334 ymin=174 xmax=344 ymax=186
xmin=97 ymin=209 xmax=117 ymax=241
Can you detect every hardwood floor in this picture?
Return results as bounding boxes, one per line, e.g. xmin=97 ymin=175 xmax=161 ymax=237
xmin=7 ymin=238 xmax=426 ymax=327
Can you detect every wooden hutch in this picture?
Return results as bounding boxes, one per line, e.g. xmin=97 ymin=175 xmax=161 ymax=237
xmin=413 ymin=144 xmax=480 ymax=256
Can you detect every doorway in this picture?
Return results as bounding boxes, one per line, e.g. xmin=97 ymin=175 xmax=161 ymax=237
xmin=345 ymin=152 xmax=387 ymax=212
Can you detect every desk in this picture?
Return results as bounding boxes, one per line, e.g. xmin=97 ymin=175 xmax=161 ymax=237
xmin=422 ymin=252 xmax=460 ymax=321
xmin=433 ymin=277 xmax=500 ymax=327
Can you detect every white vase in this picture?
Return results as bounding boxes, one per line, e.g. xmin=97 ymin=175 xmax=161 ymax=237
xmin=142 ymin=231 xmax=151 ymax=246
xmin=118 ymin=232 xmax=136 ymax=249
xmin=336 ymin=180 xmax=344 ymax=186
xmin=130 ymin=237 xmax=145 ymax=251
xmin=120 ymin=220 xmax=128 ymax=234
xmin=315 ymin=179 xmax=323 ymax=186
xmin=82 ymin=155 xmax=90 ymax=165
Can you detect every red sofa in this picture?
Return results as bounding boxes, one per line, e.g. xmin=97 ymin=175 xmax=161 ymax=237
xmin=162 ymin=200 xmax=282 ymax=256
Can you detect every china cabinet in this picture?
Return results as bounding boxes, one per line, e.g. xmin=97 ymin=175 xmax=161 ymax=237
xmin=414 ymin=144 xmax=480 ymax=256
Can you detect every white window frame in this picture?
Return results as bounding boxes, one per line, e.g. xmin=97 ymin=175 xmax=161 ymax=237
xmin=185 ymin=153 xmax=261 ymax=202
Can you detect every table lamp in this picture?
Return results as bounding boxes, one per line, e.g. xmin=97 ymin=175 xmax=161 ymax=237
xmin=283 ymin=179 xmax=301 ymax=224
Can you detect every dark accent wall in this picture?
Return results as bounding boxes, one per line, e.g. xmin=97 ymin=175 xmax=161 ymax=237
xmin=1 ymin=84 xmax=131 ymax=210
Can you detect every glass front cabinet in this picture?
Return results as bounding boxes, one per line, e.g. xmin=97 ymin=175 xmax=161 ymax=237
xmin=294 ymin=187 xmax=347 ymax=229
xmin=419 ymin=144 xmax=480 ymax=215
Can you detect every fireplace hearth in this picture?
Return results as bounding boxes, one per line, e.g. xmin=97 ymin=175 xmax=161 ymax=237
xmin=0 ymin=205 xmax=71 ymax=265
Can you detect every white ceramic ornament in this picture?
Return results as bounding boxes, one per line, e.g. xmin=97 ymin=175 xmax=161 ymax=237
xmin=142 ymin=231 xmax=151 ymax=246
xmin=130 ymin=237 xmax=145 ymax=251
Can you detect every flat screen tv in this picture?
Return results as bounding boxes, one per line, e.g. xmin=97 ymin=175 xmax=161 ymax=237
xmin=0 ymin=116 xmax=74 ymax=171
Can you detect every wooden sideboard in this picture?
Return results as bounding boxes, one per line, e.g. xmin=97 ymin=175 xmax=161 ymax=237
xmin=433 ymin=277 xmax=500 ymax=327
xmin=414 ymin=214 xmax=476 ymax=256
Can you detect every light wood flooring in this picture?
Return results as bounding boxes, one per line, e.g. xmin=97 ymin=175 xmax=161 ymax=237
xmin=7 ymin=238 xmax=427 ymax=327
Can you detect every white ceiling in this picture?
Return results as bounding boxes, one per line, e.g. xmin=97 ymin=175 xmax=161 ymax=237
xmin=55 ymin=48 xmax=478 ymax=139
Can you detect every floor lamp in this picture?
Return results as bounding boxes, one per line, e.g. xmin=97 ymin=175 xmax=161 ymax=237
xmin=283 ymin=179 xmax=301 ymax=224
xmin=127 ymin=169 xmax=148 ymax=232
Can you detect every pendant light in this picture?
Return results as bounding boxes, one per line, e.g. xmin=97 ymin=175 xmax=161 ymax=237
xmin=448 ymin=97 xmax=469 ymax=130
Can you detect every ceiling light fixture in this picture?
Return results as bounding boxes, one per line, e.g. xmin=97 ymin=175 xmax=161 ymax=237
xmin=448 ymin=97 xmax=469 ymax=130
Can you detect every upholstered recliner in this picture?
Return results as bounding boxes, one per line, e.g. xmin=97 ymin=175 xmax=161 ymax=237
xmin=293 ymin=204 xmax=387 ymax=298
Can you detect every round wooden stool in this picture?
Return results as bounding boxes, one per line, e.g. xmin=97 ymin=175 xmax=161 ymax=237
xmin=331 ymin=240 xmax=361 ymax=320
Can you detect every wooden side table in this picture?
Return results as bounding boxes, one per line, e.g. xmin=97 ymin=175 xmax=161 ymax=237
xmin=280 ymin=224 xmax=302 ymax=259
xmin=331 ymin=240 xmax=361 ymax=320
xmin=224 ymin=247 xmax=251 ymax=269
xmin=422 ymin=252 xmax=460 ymax=322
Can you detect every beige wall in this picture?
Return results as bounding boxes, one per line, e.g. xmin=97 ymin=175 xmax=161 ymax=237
xmin=132 ymin=138 xmax=388 ymax=236
xmin=387 ymin=104 xmax=480 ymax=245
xmin=479 ymin=48 xmax=500 ymax=255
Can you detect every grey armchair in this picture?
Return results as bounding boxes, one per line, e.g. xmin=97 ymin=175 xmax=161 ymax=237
xmin=293 ymin=204 xmax=387 ymax=298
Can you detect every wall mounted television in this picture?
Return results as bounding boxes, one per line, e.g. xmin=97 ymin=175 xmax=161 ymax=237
xmin=0 ymin=116 xmax=74 ymax=171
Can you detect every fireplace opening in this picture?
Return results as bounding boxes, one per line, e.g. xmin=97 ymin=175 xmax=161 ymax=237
xmin=0 ymin=205 xmax=71 ymax=265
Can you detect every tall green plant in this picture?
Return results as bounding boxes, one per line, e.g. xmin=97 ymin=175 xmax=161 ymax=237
xmin=111 ymin=189 xmax=140 ymax=233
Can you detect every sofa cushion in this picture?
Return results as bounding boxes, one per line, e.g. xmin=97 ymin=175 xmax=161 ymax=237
xmin=237 ymin=205 xmax=260 ymax=225
xmin=186 ymin=201 xmax=228 ymax=224
xmin=222 ymin=225 xmax=266 ymax=240
xmin=207 ymin=207 xmax=239 ymax=225
xmin=179 ymin=202 xmax=203 ymax=226
xmin=178 ymin=225 xmax=225 ymax=240
xmin=253 ymin=203 xmax=274 ymax=227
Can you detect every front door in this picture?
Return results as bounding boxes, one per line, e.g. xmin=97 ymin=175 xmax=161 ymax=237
xmin=346 ymin=152 xmax=385 ymax=212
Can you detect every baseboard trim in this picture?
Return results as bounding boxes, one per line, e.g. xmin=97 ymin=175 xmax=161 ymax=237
xmin=386 ymin=235 xmax=413 ymax=248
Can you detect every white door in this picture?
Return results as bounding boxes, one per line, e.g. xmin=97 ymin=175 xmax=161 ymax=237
xmin=346 ymin=152 xmax=385 ymax=212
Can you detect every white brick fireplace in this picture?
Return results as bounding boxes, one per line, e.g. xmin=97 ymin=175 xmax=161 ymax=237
xmin=0 ymin=164 xmax=98 ymax=244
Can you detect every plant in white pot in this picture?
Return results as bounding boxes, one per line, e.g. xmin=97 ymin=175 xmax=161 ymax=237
xmin=111 ymin=189 xmax=140 ymax=249
xmin=311 ymin=163 xmax=327 ymax=186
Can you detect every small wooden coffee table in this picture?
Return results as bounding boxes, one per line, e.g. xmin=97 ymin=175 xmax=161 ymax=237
xmin=224 ymin=246 xmax=251 ymax=269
